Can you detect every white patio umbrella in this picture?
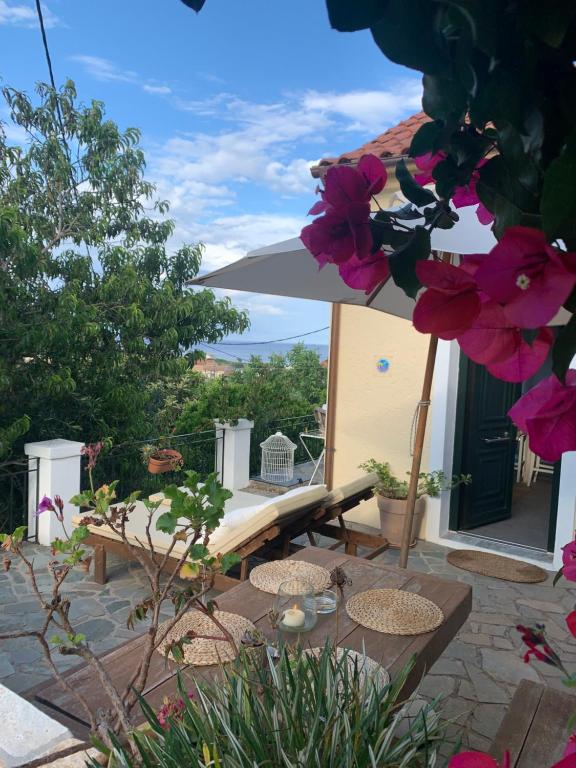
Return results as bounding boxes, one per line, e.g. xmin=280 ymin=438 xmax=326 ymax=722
xmin=189 ymin=207 xmax=498 ymax=567
xmin=191 ymin=206 xmax=497 ymax=320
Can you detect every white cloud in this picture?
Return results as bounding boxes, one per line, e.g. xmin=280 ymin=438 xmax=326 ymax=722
xmin=303 ymin=82 xmax=422 ymax=133
xmin=71 ymin=55 xmax=172 ymax=97
xmin=142 ymin=84 xmax=172 ymax=95
xmin=0 ymin=0 xmax=58 ymax=27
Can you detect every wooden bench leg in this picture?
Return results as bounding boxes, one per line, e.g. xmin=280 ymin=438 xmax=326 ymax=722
xmin=93 ymin=545 xmax=107 ymax=584
xmin=240 ymin=558 xmax=248 ymax=581
xmin=307 ymin=531 xmax=318 ymax=546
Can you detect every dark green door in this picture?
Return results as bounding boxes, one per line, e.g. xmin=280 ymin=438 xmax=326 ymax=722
xmin=457 ymin=360 xmax=521 ymax=530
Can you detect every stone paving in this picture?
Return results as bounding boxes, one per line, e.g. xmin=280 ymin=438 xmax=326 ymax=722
xmin=1 ymin=539 xmax=575 ymax=751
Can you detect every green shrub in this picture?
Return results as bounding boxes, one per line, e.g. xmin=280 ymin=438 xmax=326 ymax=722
xmin=360 ymin=459 xmax=471 ymax=501
xmin=98 ymin=644 xmax=453 ymax=767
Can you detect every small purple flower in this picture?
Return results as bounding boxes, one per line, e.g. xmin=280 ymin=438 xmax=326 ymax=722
xmin=37 ymin=495 xmax=55 ymax=516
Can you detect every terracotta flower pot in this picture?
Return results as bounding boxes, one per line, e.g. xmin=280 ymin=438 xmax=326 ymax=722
xmin=376 ymin=494 xmax=426 ymax=548
xmin=148 ymin=449 xmax=183 ymax=474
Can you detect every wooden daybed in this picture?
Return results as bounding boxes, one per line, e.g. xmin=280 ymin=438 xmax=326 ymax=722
xmin=77 ymin=474 xmax=389 ymax=590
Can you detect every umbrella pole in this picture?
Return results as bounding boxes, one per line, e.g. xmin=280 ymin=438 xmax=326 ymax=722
xmin=398 ymin=334 xmax=439 ymax=568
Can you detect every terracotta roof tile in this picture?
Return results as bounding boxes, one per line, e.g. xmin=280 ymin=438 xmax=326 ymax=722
xmin=311 ymin=111 xmax=429 ymax=178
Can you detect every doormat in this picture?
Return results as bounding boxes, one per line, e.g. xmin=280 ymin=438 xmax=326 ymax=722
xmin=446 ymin=549 xmax=548 ymax=583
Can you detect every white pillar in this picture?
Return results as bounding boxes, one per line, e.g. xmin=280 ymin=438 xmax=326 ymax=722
xmin=214 ymin=419 xmax=254 ymax=491
xmin=24 ymin=439 xmax=84 ymax=546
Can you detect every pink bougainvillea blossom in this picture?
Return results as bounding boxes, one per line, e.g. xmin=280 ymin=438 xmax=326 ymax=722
xmin=564 ymin=734 xmax=576 ymax=758
xmin=301 ymin=154 xmax=387 ymax=270
xmin=566 ymin=611 xmax=576 ymax=639
xmin=321 ymin=154 xmax=387 ymax=210
xmin=516 ymin=624 xmax=563 ymax=667
xmin=338 ymin=252 xmax=391 ymax=294
xmin=301 ymin=205 xmax=372 ymax=265
xmin=414 ymin=153 xmax=494 ymax=224
xmin=475 ymin=227 xmax=576 ymax=327
xmin=508 ymin=371 xmax=576 ymax=461
xmin=485 ymin=327 xmax=554 ymax=383
xmin=457 ymin=304 xmax=553 ymax=382
xmin=448 ymin=751 xmax=510 ymax=768
xmin=413 ymin=260 xmax=481 ymax=339
xmin=561 ymin=540 xmax=576 ymax=582
xmin=414 ymin=151 xmax=445 ymax=186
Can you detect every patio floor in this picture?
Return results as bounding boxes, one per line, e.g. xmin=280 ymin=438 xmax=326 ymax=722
xmin=1 ymin=539 xmax=574 ymax=751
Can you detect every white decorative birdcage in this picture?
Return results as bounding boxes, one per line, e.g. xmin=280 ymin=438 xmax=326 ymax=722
xmin=260 ymin=431 xmax=297 ymax=483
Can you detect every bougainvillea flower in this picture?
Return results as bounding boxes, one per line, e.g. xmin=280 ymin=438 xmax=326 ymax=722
xmin=508 ymin=371 xmax=576 ymax=461
xmin=414 ymin=152 xmax=445 ymax=186
xmin=486 ymin=328 xmax=554 ymax=383
xmin=338 ymin=252 xmax=391 ymax=293
xmin=516 ymin=624 xmax=563 ymax=667
xmin=475 ymin=227 xmax=576 ymax=327
xmin=301 ymin=204 xmax=372 ymax=266
xmin=564 ymin=735 xmax=576 ymax=758
xmin=449 ymin=751 xmax=510 ymax=768
xmin=562 ymin=541 xmax=576 ymax=582
xmin=321 ymin=154 xmax=387 ymax=210
xmin=457 ymin=301 xmax=517 ymax=365
xmin=554 ymin=756 xmax=576 ymax=768
xmin=413 ymin=260 xmax=481 ymax=339
xmin=458 ymin=299 xmax=553 ymax=382
xmin=37 ymin=495 xmax=55 ymax=516
xmin=566 ymin=612 xmax=576 ymax=639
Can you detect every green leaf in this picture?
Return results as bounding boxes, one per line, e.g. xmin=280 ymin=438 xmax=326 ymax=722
xmin=422 ymin=75 xmax=467 ymax=121
xmin=552 ymin=566 xmax=564 ymax=587
xmin=409 ymin=121 xmax=445 ymax=158
xmin=325 ymin=0 xmax=384 ymax=31
xmin=553 ymin=314 xmax=576 ymax=383
xmin=156 ymin=511 xmax=178 ymax=535
xmin=179 ymin=0 xmax=206 ymax=10
xmin=371 ymin=0 xmax=450 ymax=75
xmin=388 ymin=227 xmax=431 ymax=299
xmin=395 ymin=159 xmax=437 ymax=207
xmin=188 ymin=543 xmax=209 ymax=561
xmin=541 ymin=130 xmax=576 ymax=240
xmin=219 ymin=552 xmax=241 ymax=574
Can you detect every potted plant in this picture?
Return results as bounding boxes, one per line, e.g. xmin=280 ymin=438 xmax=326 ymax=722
xmin=141 ymin=443 xmax=184 ymax=474
xmin=360 ymin=460 xmax=471 ymax=548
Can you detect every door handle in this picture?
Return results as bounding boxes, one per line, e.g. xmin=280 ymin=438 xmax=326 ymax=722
xmin=484 ymin=434 xmax=510 ymax=444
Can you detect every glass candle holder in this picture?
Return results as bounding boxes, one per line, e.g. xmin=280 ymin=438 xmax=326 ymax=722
xmin=315 ymin=588 xmax=338 ymax=614
xmin=275 ymin=578 xmax=317 ymax=633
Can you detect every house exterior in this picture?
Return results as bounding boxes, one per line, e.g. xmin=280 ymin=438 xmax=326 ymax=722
xmin=315 ymin=113 xmax=576 ymax=571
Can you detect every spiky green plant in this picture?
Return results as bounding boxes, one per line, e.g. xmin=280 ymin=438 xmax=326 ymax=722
xmin=96 ymin=644 xmax=454 ymax=767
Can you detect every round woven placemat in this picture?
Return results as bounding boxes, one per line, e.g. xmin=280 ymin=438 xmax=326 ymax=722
xmin=249 ymin=559 xmax=331 ymax=594
xmin=304 ymin=647 xmax=390 ymax=689
xmin=346 ymin=589 xmax=444 ymax=636
xmin=156 ymin=610 xmax=256 ymax=666
xmin=447 ymin=549 xmax=548 ymax=583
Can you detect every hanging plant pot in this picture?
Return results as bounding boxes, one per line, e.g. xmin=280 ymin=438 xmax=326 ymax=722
xmin=148 ymin=449 xmax=183 ymax=474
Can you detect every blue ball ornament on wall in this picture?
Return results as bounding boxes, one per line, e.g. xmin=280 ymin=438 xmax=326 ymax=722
xmin=377 ymin=358 xmax=390 ymax=373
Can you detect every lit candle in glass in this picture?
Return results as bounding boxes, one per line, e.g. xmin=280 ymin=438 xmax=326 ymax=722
xmin=282 ymin=604 xmax=306 ymax=628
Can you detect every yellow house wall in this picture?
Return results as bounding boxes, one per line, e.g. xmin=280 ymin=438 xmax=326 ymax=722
xmin=330 ymin=303 xmax=431 ymax=529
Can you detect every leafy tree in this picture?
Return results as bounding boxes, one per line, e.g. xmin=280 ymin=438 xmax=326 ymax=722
xmin=175 ymin=343 xmax=327 ymax=433
xmin=0 ymin=82 xmax=249 ymax=457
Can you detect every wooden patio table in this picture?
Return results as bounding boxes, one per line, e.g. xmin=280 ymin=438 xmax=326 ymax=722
xmin=27 ymin=547 xmax=472 ymax=739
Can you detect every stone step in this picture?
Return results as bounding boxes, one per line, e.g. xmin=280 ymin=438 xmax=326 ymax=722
xmin=0 ymin=684 xmax=75 ymax=767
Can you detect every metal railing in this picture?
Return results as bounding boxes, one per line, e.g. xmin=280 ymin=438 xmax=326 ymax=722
xmin=0 ymin=457 xmax=39 ymax=538
xmin=82 ymin=430 xmax=223 ymax=500
xmin=249 ymin=414 xmax=321 ymax=478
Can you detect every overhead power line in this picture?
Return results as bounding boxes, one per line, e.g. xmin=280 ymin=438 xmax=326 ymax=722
xmin=210 ymin=327 xmax=330 ymax=346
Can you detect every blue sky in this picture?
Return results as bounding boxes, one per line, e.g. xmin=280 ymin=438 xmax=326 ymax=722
xmin=0 ymin=0 xmax=422 ymax=345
